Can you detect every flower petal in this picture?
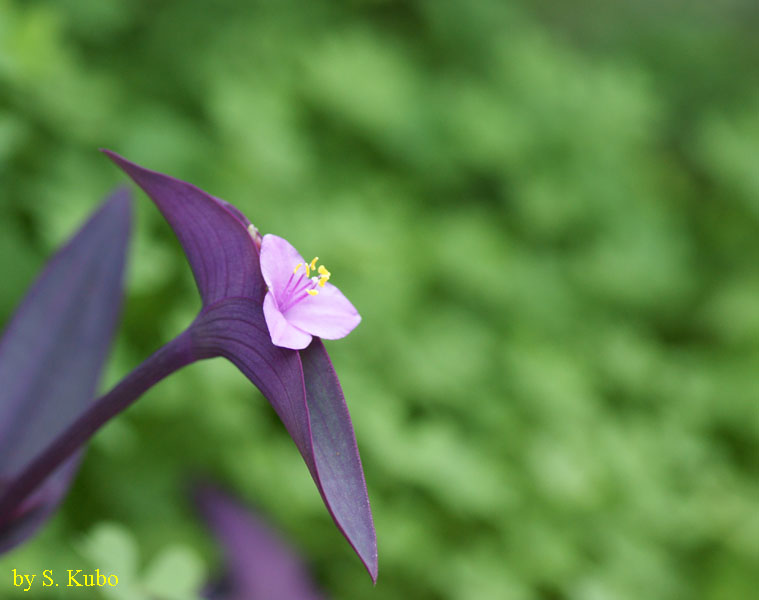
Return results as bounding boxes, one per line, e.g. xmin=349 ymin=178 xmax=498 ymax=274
xmin=0 ymin=189 xmax=131 ymax=553
xmin=264 ymin=292 xmax=313 ymax=350
xmin=103 ymin=151 xmax=265 ymax=306
xmin=190 ymin=299 xmax=377 ymax=581
xmin=284 ymin=282 xmax=361 ymax=340
xmin=260 ymin=234 xmax=308 ymax=304
xmin=195 ymin=484 xmax=324 ymax=600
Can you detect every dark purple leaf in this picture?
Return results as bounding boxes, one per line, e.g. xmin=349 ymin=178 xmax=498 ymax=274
xmin=300 ymin=339 xmax=377 ymax=580
xmin=0 ymin=190 xmax=132 ymax=553
xmin=105 ymin=152 xmax=377 ymax=581
xmin=191 ymin=300 xmax=377 ymax=580
xmin=195 ymin=484 xmax=324 ymax=600
xmin=190 ymin=299 xmax=314 ymax=467
xmin=103 ymin=150 xmax=263 ymax=306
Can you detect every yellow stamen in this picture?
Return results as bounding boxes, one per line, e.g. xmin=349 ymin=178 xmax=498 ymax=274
xmin=317 ymin=265 xmax=331 ymax=287
xmin=299 ymin=256 xmax=331 ymax=290
xmin=307 ymin=256 xmax=319 ymax=276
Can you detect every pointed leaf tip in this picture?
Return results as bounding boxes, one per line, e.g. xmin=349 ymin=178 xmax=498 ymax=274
xmin=191 ymin=300 xmax=377 ymax=582
xmin=301 ymin=339 xmax=378 ymax=582
xmin=102 ymin=150 xmax=264 ymax=306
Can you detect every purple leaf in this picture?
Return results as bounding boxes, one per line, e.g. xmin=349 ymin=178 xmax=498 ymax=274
xmin=102 ymin=150 xmax=263 ymax=306
xmin=190 ymin=299 xmax=314 ymax=466
xmin=0 ymin=190 xmax=132 ymax=553
xmin=195 ymin=484 xmax=325 ymax=600
xmin=299 ymin=339 xmax=376 ymax=580
xmin=191 ymin=301 xmax=377 ymax=581
xmin=105 ymin=152 xmax=377 ymax=581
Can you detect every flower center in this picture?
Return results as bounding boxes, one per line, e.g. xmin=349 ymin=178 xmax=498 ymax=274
xmin=279 ymin=256 xmax=331 ymax=311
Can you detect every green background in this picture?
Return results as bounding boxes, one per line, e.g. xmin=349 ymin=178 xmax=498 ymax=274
xmin=1 ymin=1 xmax=758 ymax=598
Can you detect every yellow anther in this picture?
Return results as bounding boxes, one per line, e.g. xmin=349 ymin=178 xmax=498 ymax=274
xmin=293 ymin=263 xmax=303 ymax=274
xmin=306 ymin=256 xmax=319 ymax=277
xmin=307 ymin=289 xmax=319 ymax=296
xmin=316 ymin=265 xmax=330 ymax=287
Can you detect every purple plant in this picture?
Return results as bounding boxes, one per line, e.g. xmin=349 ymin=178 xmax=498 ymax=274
xmin=0 ymin=190 xmax=132 ymax=552
xmin=0 ymin=152 xmax=377 ymax=580
xmin=196 ymin=484 xmax=325 ymax=600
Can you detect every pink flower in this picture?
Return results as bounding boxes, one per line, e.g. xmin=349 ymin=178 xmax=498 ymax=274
xmin=260 ymin=233 xmax=361 ymax=350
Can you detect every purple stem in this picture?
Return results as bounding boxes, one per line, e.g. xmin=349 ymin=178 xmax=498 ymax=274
xmin=0 ymin=330 xmax=195 ymax=526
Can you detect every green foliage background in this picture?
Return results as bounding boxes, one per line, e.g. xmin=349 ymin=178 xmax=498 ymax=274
xmin=1 ymin=0 xmax=758 ymax=598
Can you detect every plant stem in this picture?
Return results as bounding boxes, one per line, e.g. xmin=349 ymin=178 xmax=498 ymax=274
xmin=0 ymin=330 xmax=195 ymax=523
